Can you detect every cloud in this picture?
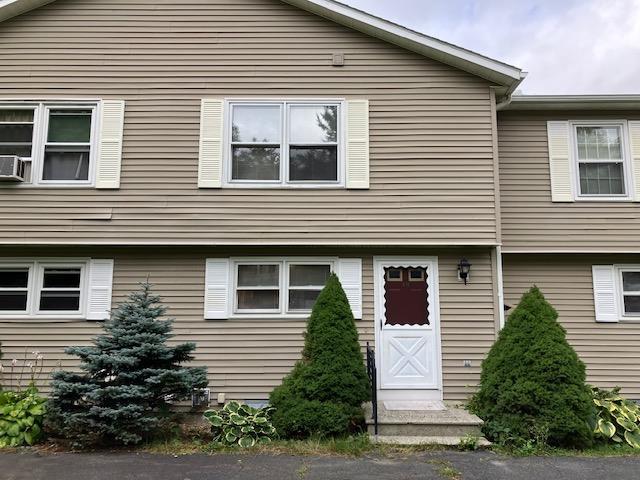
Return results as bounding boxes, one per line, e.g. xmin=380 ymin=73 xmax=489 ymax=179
xmin=340 ymin=0 xmax=640 ymax=94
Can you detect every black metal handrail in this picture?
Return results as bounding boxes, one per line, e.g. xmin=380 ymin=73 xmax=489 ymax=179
xmin=366 ymin=342 xmax=378 ymax=435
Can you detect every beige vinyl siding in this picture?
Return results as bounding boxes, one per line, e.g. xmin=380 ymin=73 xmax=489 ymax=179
xmin=0 ymin=247 xmax=496 ymax=401
xmin=498 ymin=111 xmax=640 ymax=252
xmin=0 ymin=0 xmax=498 ymax=246
xmin=503 ymin=254 xmax=640 ymax=399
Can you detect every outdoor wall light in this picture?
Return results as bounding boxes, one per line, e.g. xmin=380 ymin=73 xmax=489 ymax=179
xmin=457 ymin=258 xmax=472 ymax=285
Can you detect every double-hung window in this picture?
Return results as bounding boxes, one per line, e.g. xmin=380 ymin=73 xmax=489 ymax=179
xmin=573 ymin=123 xmax=630 ymax=198
xmin=227 ymin=101 xmax=342 ymax=186
xmin=0 ymin=103 xmax=97 ymax=186
xmin=0 ymin=261 xmax=87 ymax=317
xmin=233 ymin=259 xmax=334 ymax=315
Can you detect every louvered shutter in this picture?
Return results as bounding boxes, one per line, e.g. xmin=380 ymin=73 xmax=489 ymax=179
xmin=198 ymin=99 xmax=224 ymax=188
xmin=629 ymin=122 xmax=640 ymax=202
xmin=346 ymin=100 xmax=370 ymax=189
xmin=547 ymin=121 xmax=574 ymax=202
xmin=87 ymin=259 xmax=114 ymax=320
xmin=95 ymin=100 xmax=125 ymax=189
xmin=337 ymin=258 xmax=362 ymax=319
xmin=204 ymin=259 xmax=230 ymax=319
xmin=592 ymin=265 xmax=619 ymax=323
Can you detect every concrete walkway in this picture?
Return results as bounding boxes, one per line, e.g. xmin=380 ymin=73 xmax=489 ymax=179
xmin=1 ymin=450 xmax=640 ymax=480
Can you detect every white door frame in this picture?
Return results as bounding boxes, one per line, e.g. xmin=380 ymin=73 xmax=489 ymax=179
xmin=373 ymin=256 xmax=443 ymax=401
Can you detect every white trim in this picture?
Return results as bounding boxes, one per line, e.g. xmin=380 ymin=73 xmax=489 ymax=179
xmin=569 ymin=120 xmax=634 ymax=201
xmin=0 ymin=257 xmax=90 ymax=319
xmin=0 ymin=240 xmax=504 ymax=247
xmin=373 ymin=256 xmax=443 ymax=398
xmin=0 ymin=0 xmax=524 ymax=91
xmin=223 ymin=100 xmax=345 ymax=189
xmin=503 ymin=95 xmax=640 ymax=111
xmin=0 ymin=101 xmax=99 ymax=188
xmin=503 ymin=249 xmax=640 ymax=254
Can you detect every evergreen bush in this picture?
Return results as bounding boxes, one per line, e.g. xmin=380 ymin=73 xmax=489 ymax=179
xmin=469 ymin=286 xmax=594 ymax=449
xmin=47 ymin=283 xmax=208 ymax=446
xmin=270 ymin=273 xmax=369 ymax=438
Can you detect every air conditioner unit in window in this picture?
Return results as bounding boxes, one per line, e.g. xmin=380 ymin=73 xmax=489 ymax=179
xmin=0 ymin=156 xmax=26 ymax=182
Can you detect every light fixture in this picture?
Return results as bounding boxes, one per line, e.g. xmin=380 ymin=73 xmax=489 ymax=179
xmin=457 ymin=258 xmax=472 ymax=285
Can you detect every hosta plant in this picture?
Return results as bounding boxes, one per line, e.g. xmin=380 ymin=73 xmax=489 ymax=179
xmin=0 ymin=385 xmax=47 ymax=448
xmin=591 ymin=386 xmax=640 ymax=448
xmin=203 ymin=401 xmax=276 ymax=448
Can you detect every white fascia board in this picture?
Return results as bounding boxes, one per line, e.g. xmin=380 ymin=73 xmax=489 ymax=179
xmin=502 ymin=95 xmax=640 ymax=111
xmin=0 ymin=0 xmax=55 ymax=21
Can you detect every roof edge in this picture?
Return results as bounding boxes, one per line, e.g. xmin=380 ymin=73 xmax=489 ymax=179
xmin=284 ymin=0 xmax=524 ymax=91
xmin=0 ymin=0 xmax=525 ymax=93
xmin=0 ymin=0 xmax=54 ymax=21
xmin=501 ymin=94 xmax=640 ymax=111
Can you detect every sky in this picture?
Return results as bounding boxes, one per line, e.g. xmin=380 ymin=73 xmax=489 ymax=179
xmin=340 ymin=0 xmax=640 ymax=95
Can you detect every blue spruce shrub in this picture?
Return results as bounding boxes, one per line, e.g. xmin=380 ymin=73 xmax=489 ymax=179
xmin=47 ymin=283 xmax=208 ymax=446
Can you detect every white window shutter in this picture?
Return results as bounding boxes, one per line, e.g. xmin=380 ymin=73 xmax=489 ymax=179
xmin=96 ymin=100 xmax=125 ymax=189
xmin=629 ymin=121 xmax=640 ymax=202
xmin=592 ymin=265 xmax=618 ymax=323
xmin=198 ymin=99 xmax=224 ymax=188
xmin=337 ymin=258 xmax=362 ymax=319
xmin=346 ymin=100 xmax=370 ymax=189
xmin=204 ymin=259 xmax=230 ymax=319
xmin=87 ymin=259 xmax=114 ymax=321
xmin=547 ymin=121 xmax=573 ymax=202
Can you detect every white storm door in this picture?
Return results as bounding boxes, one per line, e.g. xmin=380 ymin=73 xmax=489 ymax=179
xmin=375 ymin=259 xmax=441 ymax=390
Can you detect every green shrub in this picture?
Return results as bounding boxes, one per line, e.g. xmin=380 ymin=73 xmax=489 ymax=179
xmin=0 ymin=385 xmax=46 ymax=448
xmin=469 ymin=286 xmax=594 ymax=449
xmin=203 ymin=401 xmax=276 ymax=447
xmin=270 ymin=273 xmax=369 ymax=438
xmin=47 ymin=283 xmax=208 ymax=447
xmin=591 ymin=386 xmax=640 ymax=448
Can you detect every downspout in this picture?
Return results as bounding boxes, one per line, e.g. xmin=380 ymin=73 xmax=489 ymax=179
xmin=496 ymin=245 xmax=505 ymax=329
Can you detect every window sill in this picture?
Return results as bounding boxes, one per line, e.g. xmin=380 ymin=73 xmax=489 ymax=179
xmin=220 ymin=183 xmax=345 ymax=190
xmin=0 ymin=316 xmax=89 ymax=323
xmin=574 ymin=196 xmax=634 ymax=202
xmin=215 ymin=314 xmax=312 ymax=321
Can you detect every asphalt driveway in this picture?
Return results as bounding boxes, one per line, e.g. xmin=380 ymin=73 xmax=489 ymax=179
xmin=1 ymin=450 xmax=639 ymax=480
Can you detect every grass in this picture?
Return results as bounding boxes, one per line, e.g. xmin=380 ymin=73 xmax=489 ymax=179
xmin=142 ymin=432 xmax=640 ymax=459
xmin=142 ymin=433 xmax=448 ymax=458
xmin=426 ymin=459 xmax=462 ymax=480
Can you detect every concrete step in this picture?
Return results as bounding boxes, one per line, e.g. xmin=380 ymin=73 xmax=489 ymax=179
xmin=364 ymin=401 xmax=485 ymax=441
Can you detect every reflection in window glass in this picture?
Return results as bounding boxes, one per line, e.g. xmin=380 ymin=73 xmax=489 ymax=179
xmin=232 ymin=105 xmax=281 ymax=144
xmin=289 ymin=146 xmax=338 ymax=182
xmin=576 ymin=125 xmax=626 ymax=196
xmin=289 ymin=106 xmax=338 ymax=144
xmin=42 ymin=109 xmax=93 ymax=182
xmin=232 ymin=147 xmax=280 ymax=181
xmin=228 ymin=102 xmax=340 ymax=184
